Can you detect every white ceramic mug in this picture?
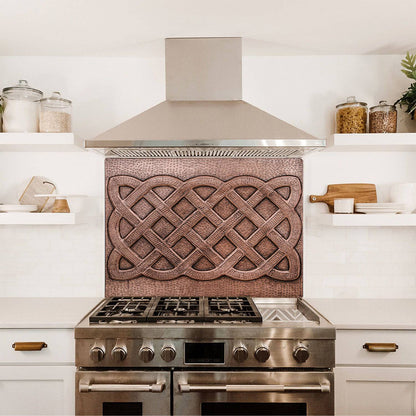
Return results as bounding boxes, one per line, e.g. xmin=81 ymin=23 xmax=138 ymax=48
xmin=390 ymin=183 xmax=416 ymax=213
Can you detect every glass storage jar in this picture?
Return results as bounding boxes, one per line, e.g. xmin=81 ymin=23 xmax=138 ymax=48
xmin=369 ymin=100 xmax=397 ymax=133
xmin=1 ymin=80 xmax=43 ymax=132
xmin=336 ymin=96 xmax=368 ymax=133
xmin=39 ymin=92 xmax=72 ymax=133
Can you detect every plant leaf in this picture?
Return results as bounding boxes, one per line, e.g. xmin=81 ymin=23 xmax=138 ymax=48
xmin=401 ymin=69 xmax=413 ymax=78
xmin=400 ymin=52 xmax=416 ymax=79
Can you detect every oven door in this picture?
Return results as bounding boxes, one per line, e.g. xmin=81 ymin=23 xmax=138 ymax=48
xmin=76 ymin=371 xmax=170 ymax=416
xmin=174 ymin=371 xmax=333 ymax=416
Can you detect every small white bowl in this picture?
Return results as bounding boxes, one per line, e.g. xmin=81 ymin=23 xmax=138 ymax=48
xmin=390 ymin=183 xmax=416 ymax=213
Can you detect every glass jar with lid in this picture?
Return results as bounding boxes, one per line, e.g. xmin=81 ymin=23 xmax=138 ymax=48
xmin=39 ymin=92 xmax=72 ymax=133
xmin=369 ymin=100 xmax=397 ymax=133
xmin=336 ymin=96 xmax=368 ymax=133
xmin=1 ymin=80 xmax=43 ymax=132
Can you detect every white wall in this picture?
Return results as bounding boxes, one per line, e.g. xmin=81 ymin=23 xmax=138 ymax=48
xmin=0 ymin=54 xmax=414 ymax=298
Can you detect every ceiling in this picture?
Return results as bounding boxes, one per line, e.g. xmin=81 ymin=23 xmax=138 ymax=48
xmin=0 ymin=0 xmax=415 ymax=56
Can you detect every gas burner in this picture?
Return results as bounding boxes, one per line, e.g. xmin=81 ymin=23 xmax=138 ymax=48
xmin=148 ymin=297 xmax=205 ymax=322
xmin=205 ymin=297 xmax=262 ymax=322
xmin=89 ymin=296 xmax=153 ymax=324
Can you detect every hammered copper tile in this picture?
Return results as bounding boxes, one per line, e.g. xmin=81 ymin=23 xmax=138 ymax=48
xmin=105 ymin=158 xmax=303 ymax=297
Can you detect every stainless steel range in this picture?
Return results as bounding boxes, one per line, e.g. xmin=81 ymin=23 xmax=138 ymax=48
xmin=75 ymin=296 xmax=335 ymax=416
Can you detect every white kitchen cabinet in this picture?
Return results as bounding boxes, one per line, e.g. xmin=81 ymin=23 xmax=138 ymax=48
xmin=335 ymin=366 xmax=416 ymax=416
xmin=307 ymin=300 xmax=416 ymax=416
xmin=0 ymin=328 xmax=76 ymax=415
xmin=0 ymin=366 xmax=75 ymax=415
xmin=335 ymin=329 xmax=416 ymax=416
xmin=0 ymin=298 xmax=100 ymax=416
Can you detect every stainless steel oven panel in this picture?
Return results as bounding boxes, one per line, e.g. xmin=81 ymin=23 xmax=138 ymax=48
xmin=76 ymin=371 xmax=170 ymax=416
xmin=76 ymin=338 xmax=334 ymax=368
xmin=173 ymin=371 xmax=334 ymax=416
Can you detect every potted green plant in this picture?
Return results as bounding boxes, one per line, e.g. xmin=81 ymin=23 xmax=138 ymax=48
xmin=395 ymin=52 xmax=416 ymax=119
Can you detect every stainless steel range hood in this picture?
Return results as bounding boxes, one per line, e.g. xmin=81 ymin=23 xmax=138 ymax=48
xmin=85 ymin=37 xmax=325 ymax=158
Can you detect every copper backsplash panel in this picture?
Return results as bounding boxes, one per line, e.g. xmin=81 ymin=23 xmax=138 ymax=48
xmin=105 ymin=158 xmax=303 ymax=297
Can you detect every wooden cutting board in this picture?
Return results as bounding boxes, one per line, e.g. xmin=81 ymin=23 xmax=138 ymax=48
xmin=19 ymin=176 xmax=56 ymax=212
xmin=309 ymin=184 xmax=377 ymax=212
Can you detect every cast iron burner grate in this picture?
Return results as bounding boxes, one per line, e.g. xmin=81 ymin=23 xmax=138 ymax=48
xmin=89 ymin=296 xmax=154 ymax=323
xmin=147 ymin=297 xmax=205 ymax=322
xmin=89 ymin=296 xmax=262 ymax=324
xmin=205 ymin=297 xmax=262 ymax=322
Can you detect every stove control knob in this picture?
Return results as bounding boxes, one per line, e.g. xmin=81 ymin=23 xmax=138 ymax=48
xmin=89 ymin=345 xmax=105 ymax=362
xmin=293 ymin=343 xmax=309 ymax=363
xmin=233 ymin=345 xmax=249 ymax=362
xmin=139 ymin=346 xmax=154 ymax=363
xmin=254 ymin=345 xmax=270 ymax=363
xmin=161 ymin=345 xmax=176 ymax=362
xmin=111 ymin=346 xmax=127 ymax=361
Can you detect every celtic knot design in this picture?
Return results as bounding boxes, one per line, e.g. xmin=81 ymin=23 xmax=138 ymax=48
xmin=107 ymin=175 xmax=302 ymax=282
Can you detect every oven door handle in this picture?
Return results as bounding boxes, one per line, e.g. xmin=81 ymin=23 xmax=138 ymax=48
xmin=179 ymin=383 xmax=330 ymax=393
xmin=79 ymin=382 xmax=165 ymax=393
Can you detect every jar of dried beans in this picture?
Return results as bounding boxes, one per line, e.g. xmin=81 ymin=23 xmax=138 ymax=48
xmin=369 ymin=100 xmax=397 ymax=133
xmin=336 ymin=96 xmax=367 ymax=133
xmin=39 ymin=92 xmax=72 ymax=133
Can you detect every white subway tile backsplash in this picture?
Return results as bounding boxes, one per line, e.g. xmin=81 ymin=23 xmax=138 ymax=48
xmin=0 ymin=54 xmax=415 ymax=299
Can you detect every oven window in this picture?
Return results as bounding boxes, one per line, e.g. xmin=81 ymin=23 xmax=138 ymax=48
xmin=201 ymin=402 xmax=307 ymax=415
xmin=103 ymin=402 xmax=142 ymax=416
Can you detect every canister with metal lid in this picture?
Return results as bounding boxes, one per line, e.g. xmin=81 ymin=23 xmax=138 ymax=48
xmin=369 ymin=100 xmax=397 ymax=133
xmin=39 ymin=92 xmax=72 ymax=133
xmin=336 ymin=96 xmax=368 ymax=133
xmin=1 ymin=80 xmax=43 ymax=132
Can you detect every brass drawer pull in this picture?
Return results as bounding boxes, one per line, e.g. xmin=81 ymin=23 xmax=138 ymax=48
xmin=363 ymin=343 xmax=398 ymax=352
xmin=12 ymin=342 xmax=48 ymax=351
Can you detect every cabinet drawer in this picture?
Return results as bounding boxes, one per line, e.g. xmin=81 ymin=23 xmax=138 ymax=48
xmin=336 ymin=329 xmax=416 ymax=366
xmin=0 ymin=329 xmax=74 ymax=365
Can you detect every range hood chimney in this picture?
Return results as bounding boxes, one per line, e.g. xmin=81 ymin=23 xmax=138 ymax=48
xmin=85 ymin=37 xmax=325 ymax=158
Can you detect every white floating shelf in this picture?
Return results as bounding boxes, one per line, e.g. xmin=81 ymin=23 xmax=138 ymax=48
xmin=0 ymin=213 xmax=79 ymax=225
xmin=318 ymin=213 xmax=416 ymax=227
xmin=0 ymin=133 xmax=82 ymax=152
xmin=327 ymin=133 xmax=416 ymax=151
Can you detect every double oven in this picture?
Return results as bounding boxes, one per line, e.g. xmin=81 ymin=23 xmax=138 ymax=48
xmin=75 ymin=297 xmax=335 ymax=416
xmin=76 ymin=369 xmax=333 ymax=415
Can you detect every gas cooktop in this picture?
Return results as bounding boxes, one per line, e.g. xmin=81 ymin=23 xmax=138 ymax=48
xmin=89 ymin=296 xmax=263 ymax=324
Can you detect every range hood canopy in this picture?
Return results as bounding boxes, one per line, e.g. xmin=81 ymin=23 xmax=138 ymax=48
xmin=85 ymin=37 xmax=325 ymax=158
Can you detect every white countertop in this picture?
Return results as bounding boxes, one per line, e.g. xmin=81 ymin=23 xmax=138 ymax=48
xmin=306 ymin=298 xmax=416 ymax=330
xmin=0 ymin=297 xmax=102 ymax=328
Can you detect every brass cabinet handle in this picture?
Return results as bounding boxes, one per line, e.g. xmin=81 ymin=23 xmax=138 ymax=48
xmin=12 ymin=342 xmax=47 ymax=351
xmin=363 ymin=343 xmax=398 ymax=352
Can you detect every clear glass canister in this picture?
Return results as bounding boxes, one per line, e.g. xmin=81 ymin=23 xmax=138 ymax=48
xmin=39 ymin=92 xmax=72 ymax=133
xmin=336 ymin=96 xmax=368 ymax=133
xmin=369 ymin=100 xmax=397 ymax=133
xmin=1 ymin=80 xmax=43 ymax=132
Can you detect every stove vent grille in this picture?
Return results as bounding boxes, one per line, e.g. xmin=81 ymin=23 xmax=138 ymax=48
xmin=103 ymin=146 xmax=317 ymax=158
